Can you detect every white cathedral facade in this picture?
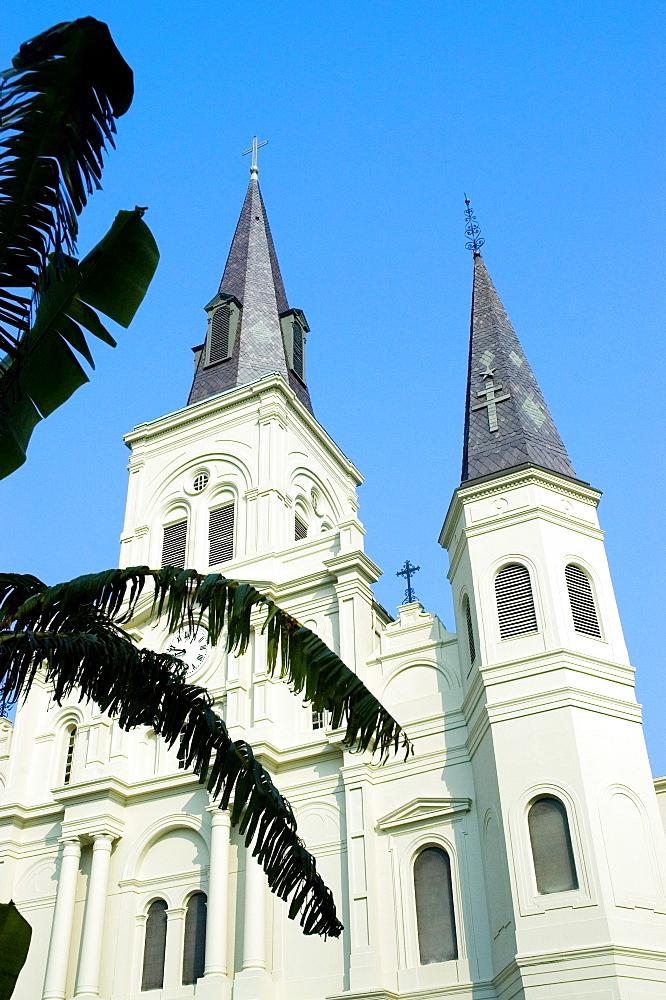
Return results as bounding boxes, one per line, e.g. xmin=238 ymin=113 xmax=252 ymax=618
xmin=2 ymin=162 xmax=666 ymax=1000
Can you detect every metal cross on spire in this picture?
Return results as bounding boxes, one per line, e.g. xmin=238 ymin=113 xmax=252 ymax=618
xmin=243 ymin=136 xmax=268 ymax=176
xmin=464 ymin=194 xmax=485 ymax=256
xmin=397 ymin=560 xmax=420 ymax=604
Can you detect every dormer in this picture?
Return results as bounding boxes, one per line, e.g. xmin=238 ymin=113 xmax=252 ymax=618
xmin=280 ymin=308 xmax=310 ymax=384
xmin=193 ymin=293 xmax=242 ymax=371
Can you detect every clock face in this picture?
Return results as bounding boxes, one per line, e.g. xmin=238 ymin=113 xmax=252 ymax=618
xmin=164 ymin=625 xmax=210 ymax=676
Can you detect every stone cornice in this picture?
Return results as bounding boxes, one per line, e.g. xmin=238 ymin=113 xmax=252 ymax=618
xmin=123 ymin=372 xmax=363 ymax=486
xmin=440 ymin=465 xmax=602 ymax=550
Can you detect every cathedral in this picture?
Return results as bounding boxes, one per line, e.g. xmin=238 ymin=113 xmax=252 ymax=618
xmin=2 ymin=153 xmax=666 ymax=1000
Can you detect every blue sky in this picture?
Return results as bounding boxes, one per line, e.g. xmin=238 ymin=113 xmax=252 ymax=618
xmin=2 ymin=1 xmax=665 ymax=768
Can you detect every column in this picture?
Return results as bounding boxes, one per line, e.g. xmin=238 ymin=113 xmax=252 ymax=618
xmin=204 ymin=808 xmax=231 ymax=977
xmin=43 ymin=838 xmax=81 ymax=1000
xmin=242 ymin=849 xmax=265 ymax=971
xmin=74 ymin=834 xmax=113 ymax=998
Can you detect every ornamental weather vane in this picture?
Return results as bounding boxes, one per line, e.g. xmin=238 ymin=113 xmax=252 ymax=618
xmin=243 ymin=136 xmax=268 ymax=175
xmin=464 ymin=195 xmax=485 ymax=255
xmin=397 ymin=560 xmax=420 ymax=604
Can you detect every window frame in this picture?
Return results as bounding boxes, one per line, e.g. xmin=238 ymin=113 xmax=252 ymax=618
xmin=494 ymin=560 xmax=539 ymax=641
xmin=508 ymin=782 xmax=594 ymax=915
xmin=527 ymin=795 xmax=579 ymax=895
xmin=564 ymin=561 xmax=604 ymax=640
xmin=413 ymin=844 xmax=459 ymax=965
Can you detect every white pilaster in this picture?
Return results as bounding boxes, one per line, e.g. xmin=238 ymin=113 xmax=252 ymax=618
xmin=74 ymin=834 xmax=114 ymax=998
xmin=242 ymin=849 xmax=266 ymax=971
xmin=164 ymin=906 xmax=186 ymax=988
xmin=42 ymin=838 xmax=81 ymax=1000
xmin=205 ymin=808 xmax=231 ymax=977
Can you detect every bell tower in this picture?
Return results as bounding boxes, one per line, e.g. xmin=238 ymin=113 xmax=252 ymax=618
xmin=440 ymin=225 xmax=666 ymax=997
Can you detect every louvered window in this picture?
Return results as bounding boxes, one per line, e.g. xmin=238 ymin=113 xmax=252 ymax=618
xmin=292 ymin=322 xmax=304 ymax=379
xmin=464 ymin=596 xmax=476 ymax=665
xmin=414 ymin=847 xmax=458 ymax=964
xmin=495 ymin=563 xmax=537 ymax=639
xmin=209 ymin=504 xmax=234 ymax=565
xmin=528 ymin=797 xmax=578 ymax=894
xmin=63 ymin=726 xmax=76 ymax=785
xmin=295 ymin=514 xmax=308 ymax=540
xmin=182 ymin=892 xmax=207 ymax=985
xmin=162 ymin=519 xmax=187 ymax=569
xmin=565 ymin=564 xmax=601 ymax=638
xmin=208 ymin=305 xmax=230 ymax=364
xmin=142 ymin=899 xmax=168 ymax=991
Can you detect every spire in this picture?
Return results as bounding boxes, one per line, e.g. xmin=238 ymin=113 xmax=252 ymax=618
xmin=461 ymin=249 xmax=576 ymax=484
xmin=188 ymin=149 xmax=313 ymax=413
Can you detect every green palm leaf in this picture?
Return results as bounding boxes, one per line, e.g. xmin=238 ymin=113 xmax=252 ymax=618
xmin=0 ymin=17 xmax=133 ymax=353
xmin=0 ymin=207 xmax=159 ymax=478
xmin=0 ymin=901 xmax=31 ymax=1000
xmin=0 ymin=568 xmax=411 ymax=937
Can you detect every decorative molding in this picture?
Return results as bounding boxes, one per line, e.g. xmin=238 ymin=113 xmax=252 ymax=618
xmin=376 ymin=797 xmax=471 ymax=832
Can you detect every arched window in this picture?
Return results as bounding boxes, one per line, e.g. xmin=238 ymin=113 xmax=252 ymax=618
xmin=182 ymin=892 xmax=207 ymax=985
xmin=295 ymin=513 xmax=308 ymax=541
xmin=565 ymin=564 xmax=601 ymax=638
xmin=63 ymin=726 xmax=77 ymax=785
xmin=162 ymin=518 xmax=187 ymax=569
xmin=495 ymin=563 xmax=538 ymax=639
xmin=528 ymin=796 xmax=578 ymax=894
xmin=413 ymin=846 xmax=458 ymax=964
xmin=209 ymin=503 xmax=234 ymax=565
xmin=463 ymin=596 xmax=476 ymax=665
xmin=207 ymin=304 xmax=231 ymax=364
xmin=142 ymin=899 xmax=168 ymax=991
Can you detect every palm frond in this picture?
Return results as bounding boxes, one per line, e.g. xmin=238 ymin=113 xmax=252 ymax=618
xmin=1 ymin=568 xmax=411 ymax=937
xmin=0 ymin=17 xmax=133 ymax=353
xmin=0 ymin=624 xmax=340 ymax=936
xmin=0 ymin=208 xmax=159 ymax=478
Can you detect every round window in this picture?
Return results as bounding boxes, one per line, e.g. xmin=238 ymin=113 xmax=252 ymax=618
xmin=193 ymin=473 xmax=209 ymax=493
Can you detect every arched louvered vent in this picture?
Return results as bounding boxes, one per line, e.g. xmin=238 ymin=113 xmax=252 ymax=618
xmin=208 ymin=305 xmax=231 ymax=364
xmin=162 ymin=519 xmax=187 ymax=569
xmin=495 ymin=563 xmax=537 ymax=639
xmin=292 ymin=321 xmax=304 ymax=379
xmin=565 ymin=564 xmax=601 ymax=638
xmin=463 ymin=596 xmax=476 ymax=665
xmin=295 ymin=514 xmax=307 ymax=541
xmin=63 ymin=726 xmax=77 ymax=785
xmin=209 ymin=504 xmax=234 ymax=565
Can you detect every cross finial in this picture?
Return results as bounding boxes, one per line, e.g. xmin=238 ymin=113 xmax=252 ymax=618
xmin=464 ymin=194 xmax=485 ymax=256
xmin=243 ymin=136 xmax=268 ymax=177
xmin=396 ymin=560 xmax=420 ymax=604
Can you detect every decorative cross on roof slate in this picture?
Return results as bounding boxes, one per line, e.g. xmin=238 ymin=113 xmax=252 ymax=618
xmin=472 ymin=376 xmax=511 ymax=432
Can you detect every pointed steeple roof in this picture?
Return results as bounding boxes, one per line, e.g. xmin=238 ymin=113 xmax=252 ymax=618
xmin=461 ymin=254 xmax=576 ymax=483
xmin=188 ymin=167 xmax=313 ymax=413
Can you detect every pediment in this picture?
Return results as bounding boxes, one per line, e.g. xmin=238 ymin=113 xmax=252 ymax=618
xmin=376 ymin=797 xmax=471 ymax=832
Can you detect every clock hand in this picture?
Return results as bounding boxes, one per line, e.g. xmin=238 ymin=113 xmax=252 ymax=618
xmin=167 ymin=647 xmax=187 ymax=657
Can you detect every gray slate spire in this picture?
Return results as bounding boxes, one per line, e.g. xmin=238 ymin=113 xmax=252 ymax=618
xmin=462 ymin=254 xmax=576 ymax=483
xmin=188 ymin=173 xmax=313 ymax=412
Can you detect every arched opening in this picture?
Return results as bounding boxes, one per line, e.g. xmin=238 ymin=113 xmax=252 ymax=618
xmin=63 ymin=726 xmax=77 ymax=785
xmin=528 ymin=796 xmax=578 ymax=894
xmin=413 ymin=846 xmax=458 ymax=964
xmin=495 ymin=563 xmax=538 ymax=639
xmin=141 ymin=899 xmax=168 ymax=991
xmin=463 ymin=595 xmax=476 ymax=665
xmin=182 ymin=891 xmax=207 ymax=984
xmin=565 ymin=564 xmax=601 ymax=637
